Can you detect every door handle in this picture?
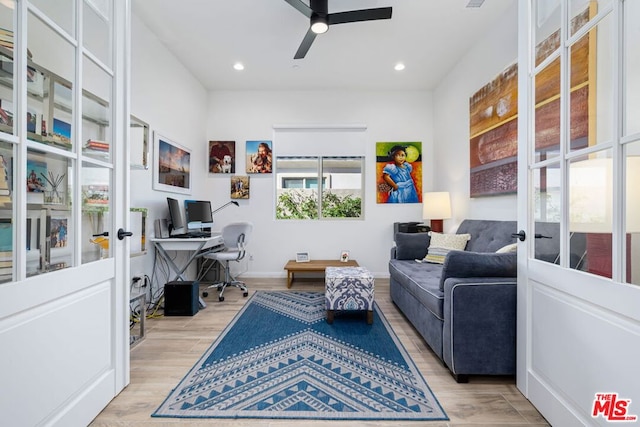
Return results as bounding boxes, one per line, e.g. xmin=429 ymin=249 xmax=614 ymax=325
xmin=511 ymin=230 xmax=526 ymax=241
xmin=93 ymin=232 xmax=109 ymax=237
xmin=117 ymin=228 xmax=133 ymax=240
xmin=534 ymin=234 xmax=552 ymax=239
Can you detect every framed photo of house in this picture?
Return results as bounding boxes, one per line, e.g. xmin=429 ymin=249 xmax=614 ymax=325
xmin=153 ymin=132 xmax=191 ymax=195
xmin=296 ymin=251 xmax=310 ymax=263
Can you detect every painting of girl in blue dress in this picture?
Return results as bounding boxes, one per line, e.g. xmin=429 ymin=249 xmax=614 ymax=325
xmin=376 ymin=142 xmax=422 ymax=204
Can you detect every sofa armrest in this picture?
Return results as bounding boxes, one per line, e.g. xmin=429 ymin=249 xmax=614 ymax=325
xmin=392 ymin=232 xmax=431 ymax=260
xmin=442 ymin=277 xmax=517 ymax=377
xmin=439 ymin=250 xmax=516 ymax=290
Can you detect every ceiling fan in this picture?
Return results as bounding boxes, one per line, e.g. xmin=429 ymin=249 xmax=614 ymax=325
xmin=284 ymin=0 xmax=393 ymax=59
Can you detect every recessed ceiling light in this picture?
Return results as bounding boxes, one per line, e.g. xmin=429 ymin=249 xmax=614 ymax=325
xmin=233 ymin=62 xmax=245 ymax=71
xmin=394 ymin=63 xmax=405 ymax=71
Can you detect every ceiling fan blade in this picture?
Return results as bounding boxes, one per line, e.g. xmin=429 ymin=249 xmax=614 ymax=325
xmin=294 ymin=28 xmax=318 ymax=59
xmin=284 ymin=0 xmax=313 ymax=18
xmin=327 ymin=7 xmax=392 ymax=25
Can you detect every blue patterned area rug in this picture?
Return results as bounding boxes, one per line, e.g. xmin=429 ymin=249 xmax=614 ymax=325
xmin=152 ymin=291 xmax=448 ymax=421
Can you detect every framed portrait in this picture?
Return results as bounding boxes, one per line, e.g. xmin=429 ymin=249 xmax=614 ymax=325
xmin=230 ymin=175 xmax=250 ymax=199
xmin=246 ymin=140 xmax=272 ymax=173
xmin=209 ymin=140 xmax=236 ymax=174
xmin=376 ymin=142 xmax=422 ymax=204
xmin=296 ymin=251 xmax=310 ymax=263
xmin=153 ymin=132 xmax=191 ymax=195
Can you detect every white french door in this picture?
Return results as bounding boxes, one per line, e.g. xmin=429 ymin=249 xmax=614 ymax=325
xmin=518 ymin=0 xmax=640 ymax=425
xmin=0 ymin=1 xmax=131 ymax=425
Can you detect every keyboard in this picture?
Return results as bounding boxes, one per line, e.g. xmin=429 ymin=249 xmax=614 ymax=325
xmin=171 ymin=232 xmax=211 ymax=239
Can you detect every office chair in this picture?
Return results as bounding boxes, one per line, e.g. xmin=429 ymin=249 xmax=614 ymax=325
xmin=201 ymin=222 xmax=253 ymax=302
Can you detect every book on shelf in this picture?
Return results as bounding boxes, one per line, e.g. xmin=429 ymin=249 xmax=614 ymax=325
xmin=85 ymin=139 xmax=110 ymax=152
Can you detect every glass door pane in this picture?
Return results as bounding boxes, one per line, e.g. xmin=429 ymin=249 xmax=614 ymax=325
xmin=0 ymin=140 xmax=12 ymax=283
xmin=623 ymin=0 xmax=640 ymax=137
xmin=28 ymin=11 xmax=75 ymax=152
xmin=82 ymin=55 xmax=111 ymax=162
xmin=81 ymin=161 xmax=111 ymax=263
xmin=0 ymin=2 xmax=15 ymax=137
xmin=27 ymin=149 xmax=74 ymax=275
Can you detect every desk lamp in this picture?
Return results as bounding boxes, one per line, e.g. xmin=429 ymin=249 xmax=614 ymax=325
xmin=422 ymin=192 xmax=451 ymax=233
xmin=212 ymin=200 xmax=239 ymax=215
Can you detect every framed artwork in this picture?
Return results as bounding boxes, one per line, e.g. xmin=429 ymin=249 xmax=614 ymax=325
xmin=230 ymin=175 xmax=250 ymax=199
xmin=49 ymin=217 xmax=68 ymax=248
xmin=26 ymin=159 xmax=47 ymax=193
xmin=246 ymin=140 xmax=272 ymax=173
xmin=209 ymin=140 xmax=236 ymax=174
xmin=469 ymin=7 xmax=590 ymax=197
xmin=296 ymin=251 xmax=310 ymax=263
xmin=153 ymin=132 xmax=191 ymax=195
xmin=375 ymin=142 xmax=422 ymax=204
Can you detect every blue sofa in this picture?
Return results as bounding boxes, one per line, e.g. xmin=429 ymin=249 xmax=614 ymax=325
xmin=389 ymin=219 xmax=518 ymax=382
xmin=390 ymin=219 xmax=586 ymax=382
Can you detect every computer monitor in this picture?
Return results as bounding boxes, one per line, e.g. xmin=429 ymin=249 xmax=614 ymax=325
xmin=184 ymin=200 xmax=213 ymax=231
xmin=166 ymin=197 xmax=186 ymax=236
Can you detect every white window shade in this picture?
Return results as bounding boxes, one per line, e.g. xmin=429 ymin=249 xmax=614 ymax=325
xmin=273 ymin=124 xmax=367 ymax=157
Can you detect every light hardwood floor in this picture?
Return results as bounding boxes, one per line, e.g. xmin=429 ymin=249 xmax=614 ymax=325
xmin=90 ymin=278 xmax=550 ymax=427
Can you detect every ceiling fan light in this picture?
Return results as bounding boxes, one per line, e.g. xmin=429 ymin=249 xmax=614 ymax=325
xmin=310 ymin=15 xmax=328 ymax=34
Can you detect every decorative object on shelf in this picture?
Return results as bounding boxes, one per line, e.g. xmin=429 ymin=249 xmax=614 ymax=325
xmin=26 ymin=159 xmax=46 ymax=193
xmin=469 ymin=8 xmax=591 ymax=197
xmin=85 ymin=139 xmax=109 ymax=152
xmin=376 ymin=142 xmax=422 ymax=204
xmin=208 ymin=140 xmax=235 ymax=174
xmin=230 ymin=175 xmax=249 ymax=199
xmin=422 ymin=191 xmax=451 ymax=233
xmin=340 ymin=250 xmax=350 ymax=262
xmin=41 ymin=171 xmax=65 ymax=205
xmin=153 ymin=132 xmax=191 ymax=195
xmin=49 ymin=217 xmax=68 ymax=248
xmin=296 ymin=251 xmax=310 ymax=263
xmin=246 ymin=140 xmax=272 ymax=173
xmin=50 ymin=118 xmax=71 ymax=147
xmin=82 ymin=184 xmax=108 ymax=208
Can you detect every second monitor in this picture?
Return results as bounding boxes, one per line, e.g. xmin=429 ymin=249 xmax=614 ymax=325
xmin=184 ymin=200 xmax=213 ymax=234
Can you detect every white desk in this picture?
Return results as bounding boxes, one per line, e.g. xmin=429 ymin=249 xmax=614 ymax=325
xmin=151 ymin=234 xmax=225 ymax=308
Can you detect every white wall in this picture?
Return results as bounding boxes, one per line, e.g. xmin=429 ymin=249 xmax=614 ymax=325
xmin=433 ymin=3 xmax=519 ymax=232
xmin=129 ymin=14 xmax=208 ymax=281
xmin=206 ymin=91 xmax=433 ymax=277
xmin=129 ymin=3 xmax=520 ymax=279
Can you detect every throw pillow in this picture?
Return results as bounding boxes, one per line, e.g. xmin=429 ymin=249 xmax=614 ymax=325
xmin=496 ymin=243 xmax=518 ymax=253
xmin=423 ymin=232 xmax=471 ymax=264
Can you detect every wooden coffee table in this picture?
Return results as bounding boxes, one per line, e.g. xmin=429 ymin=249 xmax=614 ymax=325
xmin=284 ymin=259 xmax=359 ymax=288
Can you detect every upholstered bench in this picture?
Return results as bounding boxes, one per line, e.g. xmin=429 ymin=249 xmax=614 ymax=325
xmin=325 ymin=266 xmax=375 ymax=324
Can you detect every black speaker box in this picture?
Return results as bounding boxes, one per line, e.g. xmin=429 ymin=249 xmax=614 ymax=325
xmin=164 ymin=281 xmax=199 ymax=316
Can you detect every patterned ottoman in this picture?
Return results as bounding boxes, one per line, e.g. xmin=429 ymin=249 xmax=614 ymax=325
xmin=325 ymin=266 xmax=375 ymax=324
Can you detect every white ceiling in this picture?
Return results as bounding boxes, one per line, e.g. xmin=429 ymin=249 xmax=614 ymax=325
xmin=132 ymin=0 xmax=513 ymax=91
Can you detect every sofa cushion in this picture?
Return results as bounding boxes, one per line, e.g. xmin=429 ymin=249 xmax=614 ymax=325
xmin=389 ymin=259 xmax=445 ymax=320
xmin=394 ymin=232 xmax=431 ymax=260
xmin=424 ymin=232 xmax=471 ymax=264
xmin=439 ymin=250 xmax=517 ymax=291
xmin=456 ymin=220 xmax=517 ymax=253
xmin=496 ymin=243 xmax=517 ymax=253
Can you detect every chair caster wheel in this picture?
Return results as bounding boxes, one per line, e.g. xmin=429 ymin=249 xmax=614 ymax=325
xmin=219 ymin=296 xmax=224 ymax=302
xmin=243 ymin=292 xmax=248 ymax=297
xmin=202 ymin=292 xmax=208 ymax=297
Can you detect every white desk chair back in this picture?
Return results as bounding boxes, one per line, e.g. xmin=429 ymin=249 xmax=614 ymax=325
xmin=202 ymin=222 xmax=253 ymax=301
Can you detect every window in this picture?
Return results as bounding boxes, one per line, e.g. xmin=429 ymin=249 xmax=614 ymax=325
xmin=276 ymin=156 xmax=363 ymax=220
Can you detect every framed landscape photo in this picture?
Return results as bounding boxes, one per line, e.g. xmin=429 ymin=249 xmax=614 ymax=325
xmin=153 ymin=132 xmax=191 ymax=195
xmin=296 ymin=251 xmax=310 ymax=263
